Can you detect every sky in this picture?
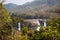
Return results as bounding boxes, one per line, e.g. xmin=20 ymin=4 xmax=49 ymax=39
xmin=4 ymin=0 xmax=34 ymax=5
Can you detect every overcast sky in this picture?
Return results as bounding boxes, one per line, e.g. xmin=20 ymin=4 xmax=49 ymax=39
xmin=4 ymin=0 xmax=34 ymax=5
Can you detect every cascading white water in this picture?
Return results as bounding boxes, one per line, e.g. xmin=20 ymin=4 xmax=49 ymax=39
xmin=44 ymin=21 xmax=46 ymax=27
xmin=36 ymin=20 xmax=40 ymax=31
xmin=36 ymin=20 xmax=47 ymax=31
xmin=36 ymin=26 xmax=40 ymax=31
xmin=36 ymin=20 xmax=40 ymax=26
xmin=18 ymin=22 xmax=21 ymax=31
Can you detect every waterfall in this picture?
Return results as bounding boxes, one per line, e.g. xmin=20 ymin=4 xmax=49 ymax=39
xmin=36 ymin=20 xmax=40 ymax=26
xmin=18 ymin=22 xmax=21 ymax=31
xmin=36 ymin=20 xmax=40 ymax=31
xmin=36 ymin=27 xmax=40 ymax=31
xmin=44 ymin=21 xmax=46 ymax=27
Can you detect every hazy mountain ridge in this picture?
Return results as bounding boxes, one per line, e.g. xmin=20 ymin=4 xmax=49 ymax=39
xmin=5 ymin=3 xmax=18 ymax=9
xmin=5 ymin=0 xmax=60 ymax=18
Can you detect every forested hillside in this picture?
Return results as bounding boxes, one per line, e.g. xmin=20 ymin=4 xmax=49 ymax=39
xmin=5 ymin=0 xmax=60 ymax=18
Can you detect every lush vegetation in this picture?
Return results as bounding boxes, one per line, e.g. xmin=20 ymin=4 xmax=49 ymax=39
xmin=12 ymin=18 xmax=60 ymax=40
xmin=0 ymin=0 xmax=60 ymax=40
xmin=0 ymin=2 xmax=12 ymax=40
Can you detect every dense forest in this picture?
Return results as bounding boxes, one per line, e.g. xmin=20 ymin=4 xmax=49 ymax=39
xmin=0 ymin=0 xmax=60 ymax=40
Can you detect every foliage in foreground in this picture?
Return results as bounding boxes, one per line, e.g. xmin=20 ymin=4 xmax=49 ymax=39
xmin=0 ymin=0 xmax=60 ymax=40
xmin=13 ymin=18 xmax=60 ymax=40
xmin=0 ymin=3 xmax=12 ymax=40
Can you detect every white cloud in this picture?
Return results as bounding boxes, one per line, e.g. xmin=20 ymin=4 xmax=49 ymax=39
xmin=4 ymin=0 xmax=34 ymax=5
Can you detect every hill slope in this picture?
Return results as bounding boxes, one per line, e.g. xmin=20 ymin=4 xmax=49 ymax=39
xmin=5 ymin=3 xmax=18 ymax=9
xmin=5 ymin=0 xmax=60 ymax=18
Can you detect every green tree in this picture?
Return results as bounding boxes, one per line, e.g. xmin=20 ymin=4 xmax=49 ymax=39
xmin=0 ymin=1 xmax=12 ymax=40
xmin=22 ymin=26 xmax=28 ymax=35
xmin=42 ymin=18 xmax=60 ymax=40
